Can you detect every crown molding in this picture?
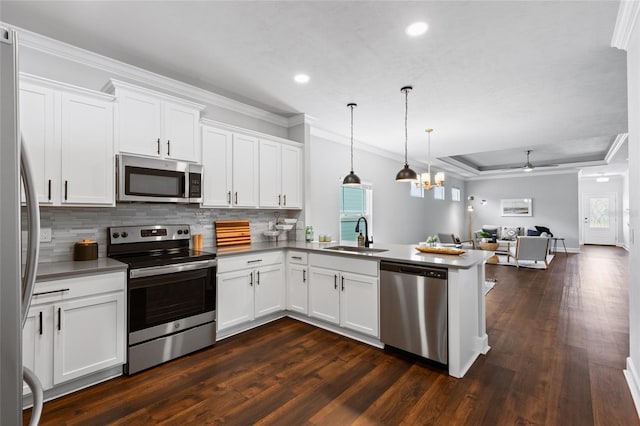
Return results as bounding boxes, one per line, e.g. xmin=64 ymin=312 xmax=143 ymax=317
xmin=612 ymin=1 xmax=640 ymax=50
xmin=4 ymin=22 xmax=292 ymax=127
xmin=287 ymin=113 xmax=318 ymax=127
xmin=200 ymin=118 xmax=302 ymax=147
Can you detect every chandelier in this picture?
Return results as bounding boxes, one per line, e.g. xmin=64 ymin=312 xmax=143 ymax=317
xmin=416 ymin=128 xmax=445 ymax=189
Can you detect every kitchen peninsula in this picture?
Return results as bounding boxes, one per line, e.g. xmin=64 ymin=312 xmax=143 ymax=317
xmin=216 ymin=241 xmax=492 ymax=379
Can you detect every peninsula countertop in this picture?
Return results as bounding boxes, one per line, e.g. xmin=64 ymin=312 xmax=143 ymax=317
xmin=213 ymin=241 xmax=491 ymax=269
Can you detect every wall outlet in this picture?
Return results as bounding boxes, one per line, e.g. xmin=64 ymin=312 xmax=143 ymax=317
xmin=40 ymin=228 xmax=52 ymax=243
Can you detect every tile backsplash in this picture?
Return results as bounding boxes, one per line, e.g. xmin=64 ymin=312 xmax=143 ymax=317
xmin=23 ymin=204 xmax=303 ymax=263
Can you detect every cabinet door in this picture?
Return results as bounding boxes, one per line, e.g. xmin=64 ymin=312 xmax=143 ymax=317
xmin=254 ymin=264 xmax=285 ymax=318
xmin=259 ymin=140 xmax=282 ymax=208
xmin=19 ymin=83 xmax=58 ymax=204
xmin=308 ymin=267 xmax=340 ymax=325
xmin=60 ymin=93 xmax=114 ymax=205
xmin=201 ymin=126 xmax=233 ymax=207
xmin=232 ymin=134 xmax=259 ymax=207
xmin=217 ymin=269 xmax=255 ymax=330
xmin=163 ymin=102 xmax=200 ymax=162
xmin=53 ymin=292 xmax=125 ymax=385
xmin=116 ymin=90 xmax=162 ymax=157
xmin=287 ymin=264 xmax=308 ymax=315
xmin=22 ymin=307 xmax=53 ymax=394
xmin=281 ymin=144 xmax=302 ymax=209
xmin=340 ymin=272 xmax=379 ymax=337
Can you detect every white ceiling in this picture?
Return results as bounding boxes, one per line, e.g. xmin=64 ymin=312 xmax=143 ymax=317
xmin=0 ymin=1 xmax=629 ymax=176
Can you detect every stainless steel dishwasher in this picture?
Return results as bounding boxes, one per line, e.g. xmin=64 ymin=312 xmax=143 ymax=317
xmin=380 ymin=261 xmax=448 ymax=365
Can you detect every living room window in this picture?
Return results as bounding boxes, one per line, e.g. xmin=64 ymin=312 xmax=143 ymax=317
xmin=434 ymin=186 xmax=445 ymax=200
xmin=451 ymin=187 xmax=461 ymax=202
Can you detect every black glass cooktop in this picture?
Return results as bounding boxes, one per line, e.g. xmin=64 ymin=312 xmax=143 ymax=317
xmin=111 ymin=248 xmax=216 ymax=269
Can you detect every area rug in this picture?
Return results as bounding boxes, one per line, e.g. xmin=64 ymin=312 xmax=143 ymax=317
xmin=483 ymin=279 xmax=496 ymax=295
xmin=493 ymin=254 xmax=554 ymax=269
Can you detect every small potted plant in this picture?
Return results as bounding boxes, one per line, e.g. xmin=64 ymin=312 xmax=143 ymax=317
xmin=479 ymin=231 xmax=491 ymax=244
xmin=426 ymin=235 xmax=438 ymax=247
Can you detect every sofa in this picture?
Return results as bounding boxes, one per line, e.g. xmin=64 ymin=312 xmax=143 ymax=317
xmin=473 ymin=225 xmax=523 ymax=254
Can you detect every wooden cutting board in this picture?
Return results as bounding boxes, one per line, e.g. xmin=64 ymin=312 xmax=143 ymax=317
xmin=215 ymin=220 xmax=251 ymax=246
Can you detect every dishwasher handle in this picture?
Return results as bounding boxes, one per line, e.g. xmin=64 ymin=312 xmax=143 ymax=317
xmin=380 ymin=261 xmax=447 ymax=280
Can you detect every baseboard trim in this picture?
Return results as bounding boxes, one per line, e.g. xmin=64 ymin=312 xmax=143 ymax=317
xmin=625 ymin=357 xmax=640 ymax=419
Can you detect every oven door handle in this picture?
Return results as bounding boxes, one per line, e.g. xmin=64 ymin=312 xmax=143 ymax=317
xmin=130 ymin=259 xmax=217 ymax=279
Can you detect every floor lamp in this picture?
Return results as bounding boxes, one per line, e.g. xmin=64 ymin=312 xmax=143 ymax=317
xmin=467 ymin=204 xmax=475 ymax=242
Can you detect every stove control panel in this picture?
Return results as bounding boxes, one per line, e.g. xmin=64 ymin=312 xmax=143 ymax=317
xmin=108 ymin=224 xmax=191 ymax=244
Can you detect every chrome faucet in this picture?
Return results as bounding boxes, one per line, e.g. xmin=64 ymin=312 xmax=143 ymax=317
xmin=355 ymin=216 xmax=372 ymax=248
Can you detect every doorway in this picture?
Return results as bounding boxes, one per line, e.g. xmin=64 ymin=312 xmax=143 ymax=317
xmin=582 ymin=192 xmax=617 ymax=245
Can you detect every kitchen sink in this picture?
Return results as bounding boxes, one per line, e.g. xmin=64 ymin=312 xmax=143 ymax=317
xmin=323 ymin=245 xmax=388 ymax=254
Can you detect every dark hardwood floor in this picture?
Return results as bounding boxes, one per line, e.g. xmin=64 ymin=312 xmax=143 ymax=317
xmin=24 ymin=245 xmax=639 ymax=425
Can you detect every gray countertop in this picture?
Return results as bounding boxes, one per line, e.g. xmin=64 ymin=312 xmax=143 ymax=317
xmin=213 ymin=241 xmax=491 ymax=269
xmin=36 ymin=258 xmax=128 ymax=282
xmin=35 ymin=241 xmax=490 ymax=280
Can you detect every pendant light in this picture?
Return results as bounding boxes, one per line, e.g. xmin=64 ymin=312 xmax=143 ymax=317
xmin=342 ymin=103 xmax=361 ymax=185
xmin=395 ymin=86 xmax=418 ymax=182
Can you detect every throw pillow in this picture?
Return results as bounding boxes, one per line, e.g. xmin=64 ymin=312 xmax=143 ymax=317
xmin=535 ymin=226 xmax=553 ymax=237
xmin=501 ymin=226 xmax=520 ymax=241
xmin=527 ymin=229 xmax=541 ymax=236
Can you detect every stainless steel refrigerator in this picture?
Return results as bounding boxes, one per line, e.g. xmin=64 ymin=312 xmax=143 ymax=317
xmin=1 ymin=26 xmax=43 ymax=425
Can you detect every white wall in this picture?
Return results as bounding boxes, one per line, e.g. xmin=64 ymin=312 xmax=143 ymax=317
xmin=579 ymin=175 xmax=626 ymax=246
xmin=464 ymin=172 xmax=580 ymax=251
xmin=624 ymin=2 xmax=640 ymax=417
xmin=308 ymin=135 xmax=466 ymax=244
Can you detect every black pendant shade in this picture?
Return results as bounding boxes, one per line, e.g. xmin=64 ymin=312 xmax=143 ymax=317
xmin=396 ymin=86 xmax=417 ymax=182
xmin=395 ymin=163 xmax=418 ymax=181
xmin=343 ymin=170 xmax=361 ymax=185
xmin=343 ymin=103 xmax=361 ymax=186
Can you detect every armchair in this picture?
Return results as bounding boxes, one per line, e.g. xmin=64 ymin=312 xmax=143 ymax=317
xmin=508 ymin=236 xmax=551 ymax=269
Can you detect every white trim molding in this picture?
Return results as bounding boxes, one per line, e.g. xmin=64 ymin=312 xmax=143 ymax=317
xmin=625 ymin=357 xmax=640 ymax=418
xmin=612 ymin=1 xmax=640 ymax=50
xmin=605 ymin=133 xmax=629 ymax=163
xmin=2 ymin=22 xmax=293 ymax=128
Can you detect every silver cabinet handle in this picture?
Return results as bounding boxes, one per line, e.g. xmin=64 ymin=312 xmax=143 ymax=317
xmin=167 ymin=140 xmax=171 ymax=156
xmin=303 ymin=269 xmax=306 ymax=282
xmin=341 ymin=276 xmax=345 ymax=291
xmin=249 ymin=272 xmax=253 ymax=286
xmin=227 ymin=191 xmax=231 ymax=205
xmin=334 ymin=274 xmax=337 ymax=290
xmin=247 ymin=259 xmax=262 ymax=264
xmin=257 ymin=270 xmax=260 ymax=285
xmin=292 ymin=256 xmax=302 ymax=260
xmin=157 ymin=138 xmax=160 ymax=155
xmin=278 ymin=194 xmax=281 ymax=206
xmin=283 ymin=194 xmax=287 ymax=206
xmin=234 ymin=192 xmax=238 ymax=205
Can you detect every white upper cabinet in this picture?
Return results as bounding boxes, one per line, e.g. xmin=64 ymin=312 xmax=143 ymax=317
xmin=280 ymin=144 xmax=303 ymax=209
xmin=259 ymin=140 xmax=302 ymax=209
xmin=259 ymin=139 xmax=282 ymax=208
xmin=19 ymin=74 xmax=115 ymax=206
xmin=103 ymin=79 xmax=205 ymax=163
xmin=60 ymin=92 xmax=114 ymax=205
xmin=201 ymin=120 xmax=303 ymax=210
xmin=201 ymin=126 xmax=233 ymax=207
xmin=232 ymin=134 xmax=260 ymax=207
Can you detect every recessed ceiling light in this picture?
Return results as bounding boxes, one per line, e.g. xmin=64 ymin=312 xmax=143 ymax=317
xmin=294 ymin=74 xmax=310 ymax=84
xmin=406 ymin=22 xmax=428 ymax=37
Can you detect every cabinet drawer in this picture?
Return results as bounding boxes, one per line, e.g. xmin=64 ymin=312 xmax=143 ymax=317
xmin=32 ymin=271 xmax=126 ymax=305
xmin=287 ymin=251 xmax=308 ymax=265
xmin=309 ymin=253 xmax=378 ymax=277
xmin=218 ymin=251 xmax=283 ymax=273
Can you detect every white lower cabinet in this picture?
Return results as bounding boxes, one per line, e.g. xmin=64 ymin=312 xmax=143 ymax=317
xmin=308 ymin=254 xmax=379 ymax=337
xmin=286 ymin=251 xmax=308 ymax=315
xmin=23 ymin=271 xmax=126 ymax=395
xmin=217 ymin=252 xmax=285 ymax=332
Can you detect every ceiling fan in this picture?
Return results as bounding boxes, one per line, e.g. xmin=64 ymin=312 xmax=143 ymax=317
xmin=507 ymin=150 xmax=559 ymax=172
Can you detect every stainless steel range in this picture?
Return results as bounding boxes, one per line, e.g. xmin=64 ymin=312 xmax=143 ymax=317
xmin=107 ymin=224 xmax=217 ymax=374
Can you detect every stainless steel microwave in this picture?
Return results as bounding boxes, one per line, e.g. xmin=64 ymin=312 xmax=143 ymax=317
xmin=117 ymin=154 xmax=202 ymax=203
